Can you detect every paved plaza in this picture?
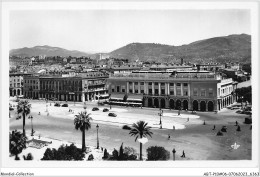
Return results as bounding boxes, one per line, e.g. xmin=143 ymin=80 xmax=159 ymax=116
xmin=9 ymin=98 xmax=252 ymax=160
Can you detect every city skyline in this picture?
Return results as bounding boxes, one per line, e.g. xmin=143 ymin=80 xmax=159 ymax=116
xmin=10 ymin=9 xmax=250 ymax=53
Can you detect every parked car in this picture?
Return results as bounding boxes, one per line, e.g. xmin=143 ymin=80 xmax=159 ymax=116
xmin=231 ymin=107 xmax=240 ymax=110
xmin=92 ymin=107 xmax=99 ymax=111
xmin=244 ymin=107 xmax=252 ymax=111
xmin=244 ymin=117 xmax=252 ymax=124
xmin=54 ymin=103 xmax=61 ymax=107
xmin=244 ymin=111 xmax=252 ymax=115
xmin=98 ymin=102 xmax=105 ymax=106
xmin=103 ymin=108 xmax=109 ymax=112
xmin=50 ymin=97 xmax=57 ymax=101
xmin=62 ymin=104 xmax=68 ymax=107
xmin=108 ymin=113 xmax=117 ymax=117
xmin=235 ymin=110 xmax=244 ymax=114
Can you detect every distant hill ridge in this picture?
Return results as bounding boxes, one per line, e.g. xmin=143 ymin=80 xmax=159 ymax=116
xmin=10 ymin=34 xmax=251 ymax=63
xmin=109 ymin=34 xmax=251 ymax=63
xmin=10 ymin=45 xmax=91 ymax=58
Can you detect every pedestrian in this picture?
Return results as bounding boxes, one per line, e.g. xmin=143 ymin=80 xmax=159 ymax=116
xmin=187 ymin=117 xmax=189 ymax=122
xmin=47 ymin=112 xmax=49 ymax=116
xmin=203 ymin=120 xmax=206 ymax=125
xmin=181 ymin=150 xmax=185 ymax=158
xmin=168 ymin=134 xmax=170 ymax=140
xmin=173 ymin=125 xmax=175 ymax=130
xmin=235 ymin=121 xmax=238 ymax=126
xmin=236 ymin=125 xmax=241 ymax=131
xmin=212 ymin=125 xmax=216 ymax=130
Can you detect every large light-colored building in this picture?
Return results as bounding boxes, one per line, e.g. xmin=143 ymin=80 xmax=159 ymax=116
xmin=107 ymin=71 xmax=237 ymax=111
xmin=23 ymin=72 xmax=109 ymax=102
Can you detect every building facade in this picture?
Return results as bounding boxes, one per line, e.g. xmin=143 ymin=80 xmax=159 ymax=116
xmin=23 ymin=72 xmax=109 ymax=102
xmin=23 ymin=75 xmax=40 ymax=99
xmin=107 ymin=72 xmax=237 ymax=111
xmin=9 ymin=73 xmax=32 ymax=97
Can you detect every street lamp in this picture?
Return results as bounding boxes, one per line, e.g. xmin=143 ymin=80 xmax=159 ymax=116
xmin=172 ymin=148 xmax=176 ymax=161
xmin=96 ymin=124 xmax=99 ymax=149
xmin=83 ymin=102 xmax=87 ymax=113
xmin=158 ymin=108 xmax=163 ymax=128
xmin=109 ymin=98 xmax=112 ymax=110
xmin=241 ymin=96 xmax=244 ymax=109
xmin=28 ymin=115 xmax=35 ymax=136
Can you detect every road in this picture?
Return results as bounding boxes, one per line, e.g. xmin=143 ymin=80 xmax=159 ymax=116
xmin=9 ymin=100 xmax=252 ymax=160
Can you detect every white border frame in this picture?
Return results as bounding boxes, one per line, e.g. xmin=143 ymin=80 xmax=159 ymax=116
xmin=1 ymin=1 xmax=259 ymax=176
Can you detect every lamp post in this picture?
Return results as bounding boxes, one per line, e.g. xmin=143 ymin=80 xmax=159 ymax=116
xmin=96 ymin=124 xmax=99 ymax=149
xmin=241 ymin=96 xmax=244 ymax=109
xmin=158 ymin=108 xmax=163 ymax=128
xmin=172 ymin=148 xmax=176 ymax=161
xmin=83 ymin=102 xmax=87 ymax=113
xmin=28 ymin=115 xmax=35 ymax=136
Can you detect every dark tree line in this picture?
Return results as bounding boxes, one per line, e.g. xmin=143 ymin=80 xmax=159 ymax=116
xmin=235 ymin=86 xmax=252 ymax=103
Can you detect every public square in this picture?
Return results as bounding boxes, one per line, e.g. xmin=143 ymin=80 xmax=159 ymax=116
xmin=9 ymin=98 xmax=252 ymax=161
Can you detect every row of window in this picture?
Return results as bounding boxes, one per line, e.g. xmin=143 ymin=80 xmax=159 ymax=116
xmin=10 ymin=79 xmax=21 ymax=82
xmin=111 ymin=84 xmax=214 ymax=97
xmin=24 ymin=80 xmax=38 ymax=84
xmin=24 ymin=86 xmax=39 ymax=89
xmin=10 ymin=83 xmax=21 ymax=87
xmin=193 ymin=88 xmax=214 ymax=97
xmin=218 ymin=86 xmax=233 ymax=96
xmin=128 ymin=82 xmax=189 ymax=87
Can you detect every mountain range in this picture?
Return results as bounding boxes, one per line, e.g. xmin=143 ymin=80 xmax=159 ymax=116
xmin=10 ymin=34 xmax=251 ymax=63
xmin=10 ymin=45 xmax=91 ymax=58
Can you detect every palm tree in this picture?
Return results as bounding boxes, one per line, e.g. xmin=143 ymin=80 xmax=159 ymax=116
xmin=129 ymin=121 xmax=153 ymax=160
xmin=74 ymin=112 xmax=92 ymax=152
xmin=9 ymin=130 xmax=27 ymax=160
xmin=17 ymin=100 xmax=31 ymax=137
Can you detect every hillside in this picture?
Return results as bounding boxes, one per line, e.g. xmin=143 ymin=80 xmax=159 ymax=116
xmin=10 ymin=34 xmax=251 ymax=64
xmin=10 ymin=45 xmax=91 ymax=58
xmin=109 ymin=34 xmax=251 ymax=63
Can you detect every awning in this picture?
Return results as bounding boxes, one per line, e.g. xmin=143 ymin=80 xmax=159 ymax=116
xmin=127 ymin=94 xmax=143 ymax=101
xmin=97 ymin=94 xmax=109 ymax=98
xmin=110 ymin=93 xmax=125 ymax=100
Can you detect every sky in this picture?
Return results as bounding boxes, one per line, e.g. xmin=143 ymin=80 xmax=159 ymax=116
xmin=10 ymin=10 xmax=251 ymax=53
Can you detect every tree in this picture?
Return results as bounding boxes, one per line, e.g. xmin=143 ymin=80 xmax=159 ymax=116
xmin=146 ymin=146 xmax=170 ymax=161
xmin=17 ymin=100 xmax=31 ymax=137
xmin=74 ymin=112 xmax=92 ymax=152
xmin=102 ymin=149 xmax=109 ymax=159
xmin=235 ymin=86 xmax=252 ymax=103
xmin=9 ymin=130 xmax=27 ymax=160
xmin=41 ymin=144 xmax=85 ymax=160
xmin=23 ymin=153 xmax=33 ymax=160
xmin=129 ymin=121 xmax=153 ymax=160
xmin=107 ymin=146 xmax=137 ymax=161
xmin=118 ymin=143 xmax=124 ymax=160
